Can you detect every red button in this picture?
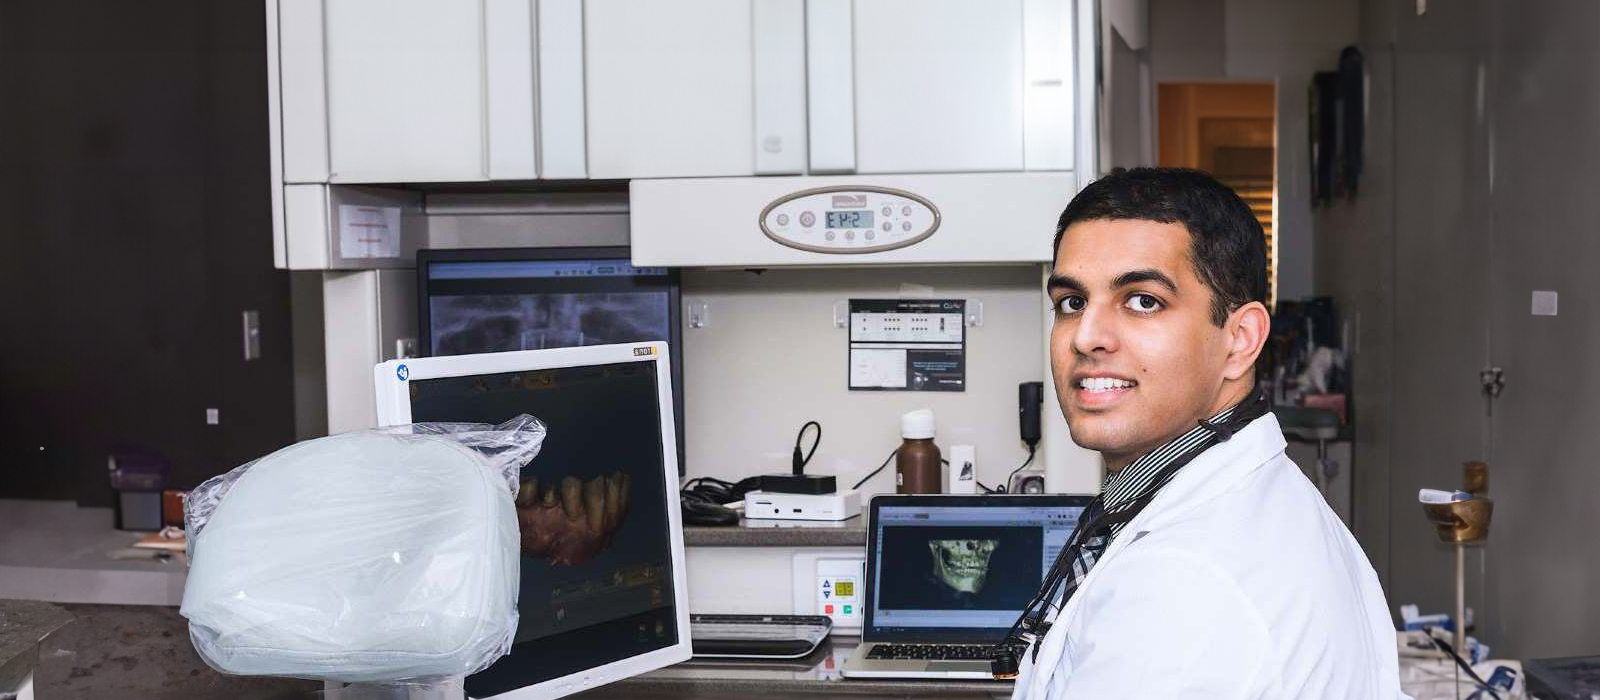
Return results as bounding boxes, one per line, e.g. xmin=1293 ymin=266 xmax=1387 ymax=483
xmin=824 ymin=604 xmax=834 ymax=614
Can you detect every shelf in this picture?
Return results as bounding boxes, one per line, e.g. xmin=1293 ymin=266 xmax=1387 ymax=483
xmin=683 ymin=518 xmax=867 ymax=548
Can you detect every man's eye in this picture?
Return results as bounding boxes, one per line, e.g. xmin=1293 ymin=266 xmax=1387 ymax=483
xmin=1055 ymin=296 xmax=1086 ymax=314
xmin=1125 ymin=294 xmax=1162 ymax=313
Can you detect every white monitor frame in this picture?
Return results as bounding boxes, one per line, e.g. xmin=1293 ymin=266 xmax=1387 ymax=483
xmin=373 ymin=342 xmax=690 ymax=700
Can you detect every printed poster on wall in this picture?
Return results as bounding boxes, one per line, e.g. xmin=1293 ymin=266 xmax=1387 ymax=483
xmin=848 ymin=299 xmax=965 ymax=392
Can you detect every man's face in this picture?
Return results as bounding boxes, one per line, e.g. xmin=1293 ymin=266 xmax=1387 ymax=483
xmin=1047 ymin=219 xmax=1233 ymax=465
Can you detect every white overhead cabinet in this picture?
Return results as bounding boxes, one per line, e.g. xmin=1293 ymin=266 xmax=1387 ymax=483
xmin=265 ymin=0 xmax=1090 ymax=267
xmin=849 ymin=1 xmax=1028 ymax=174
xmin=583 ymin=0 xmax=758 ymax=179
xmin=815 ymin=0 xmax=1079 ymax=175
xmin=324 ymin=0 xmax=487 ymax=183
xmin=273 ymin=0 xmax=546 ymax=187
xmin=270 ymin=0 xmax=1080 ymax=186
xmin=579 ymin=0 xmax=1076 ymax=179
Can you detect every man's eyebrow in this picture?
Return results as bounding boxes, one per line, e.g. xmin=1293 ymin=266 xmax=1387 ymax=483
xmin=1045 ymin=273 xmax=1084 ymax=292
xmin=1112 ymin=269 xmax=1179 ymax=293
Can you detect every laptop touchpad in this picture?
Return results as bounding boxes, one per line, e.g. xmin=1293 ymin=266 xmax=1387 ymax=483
xmin=927 ymin=661 xmax=982 ymax=672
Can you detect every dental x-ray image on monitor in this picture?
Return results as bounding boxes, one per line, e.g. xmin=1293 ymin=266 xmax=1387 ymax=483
xmin=877 ymin=526 xmax=1042 ymax=611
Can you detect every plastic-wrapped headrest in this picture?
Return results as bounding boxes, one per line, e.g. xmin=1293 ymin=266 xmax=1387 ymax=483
xmin=180 ymin=417 xmax=544 ymax=682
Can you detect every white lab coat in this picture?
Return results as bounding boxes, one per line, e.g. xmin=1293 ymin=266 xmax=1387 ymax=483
xmin=1013 ymin=413 xmax=1410 ymax=700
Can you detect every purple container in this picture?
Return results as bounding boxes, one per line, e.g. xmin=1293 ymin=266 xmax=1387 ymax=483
xmin=109 ymin=453 xmax=170 ymax=531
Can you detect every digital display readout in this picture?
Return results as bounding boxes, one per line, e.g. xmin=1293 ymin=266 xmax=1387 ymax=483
xmin=825 ymin=211 xmax=874 ymax=229
xmin=834 ymin=580 xmax=855 ymax=597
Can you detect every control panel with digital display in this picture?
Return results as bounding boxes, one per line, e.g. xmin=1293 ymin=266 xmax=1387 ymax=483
xmin=759 ymin=186 xmax=940 ymax=254
xmin=825 ymin=211 xmax=873 ymax=229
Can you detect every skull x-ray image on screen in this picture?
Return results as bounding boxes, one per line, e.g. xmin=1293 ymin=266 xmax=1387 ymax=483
xmin=928 ymin=539 xmax=998 ymax=594
xmin=430 ymin=293 xmax=668 ymax=356
xmin=878 ymin=526 xmax=1042 ymax=610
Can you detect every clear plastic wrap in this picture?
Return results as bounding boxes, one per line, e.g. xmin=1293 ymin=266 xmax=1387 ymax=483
xmin=179 ymin=415 xmax=545 ymax=683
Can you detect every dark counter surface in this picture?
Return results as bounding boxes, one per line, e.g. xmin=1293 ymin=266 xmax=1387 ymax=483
xmin=0 ymin=599 xmax=74 ymax=691
xmin=683 ymin=517 xmax=867 ymax=548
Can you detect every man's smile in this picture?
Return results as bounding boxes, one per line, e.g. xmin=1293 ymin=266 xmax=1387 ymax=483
xmin=1072 ymin=373 xmax=1139 ymax=409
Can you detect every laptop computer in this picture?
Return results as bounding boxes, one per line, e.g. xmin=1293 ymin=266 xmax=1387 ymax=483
xmin=840 ymin=494 xmax=1092 ymax=680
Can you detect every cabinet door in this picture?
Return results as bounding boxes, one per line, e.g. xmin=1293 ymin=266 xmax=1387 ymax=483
xmin=852 ymin=0 xmax=1026 ymax=174
xmin=324 ymin=0 xmax=485 ymax=183
xmin=584 ymin=0 xmax=756 ymax=179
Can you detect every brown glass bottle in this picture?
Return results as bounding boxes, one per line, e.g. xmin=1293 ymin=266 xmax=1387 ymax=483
xmin=896 ymin=409 xmax=941 ymax=494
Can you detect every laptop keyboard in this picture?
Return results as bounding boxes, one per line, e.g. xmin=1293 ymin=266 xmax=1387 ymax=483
xmin=866 ymin=643 xmax=997 ymax=661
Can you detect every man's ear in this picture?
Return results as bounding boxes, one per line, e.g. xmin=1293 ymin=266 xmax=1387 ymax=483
xmin=1222 ymin=301 xmax=1271 ymax=382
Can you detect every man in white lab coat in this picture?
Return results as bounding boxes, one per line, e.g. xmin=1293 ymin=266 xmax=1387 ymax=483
xmin=1012 ymin=168 xmax=1408 ymax=699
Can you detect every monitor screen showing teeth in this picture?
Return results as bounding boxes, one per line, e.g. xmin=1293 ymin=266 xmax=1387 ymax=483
xmin=1080 ymin=377 xmax=1135 ymax=392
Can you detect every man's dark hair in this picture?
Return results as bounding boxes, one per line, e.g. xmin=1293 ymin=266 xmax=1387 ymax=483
xmin=1053 ymin=167 xmax=1269 ymax=326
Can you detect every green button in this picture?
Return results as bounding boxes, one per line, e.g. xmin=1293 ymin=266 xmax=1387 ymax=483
xmin=843 ymin=605 xmax=853 ymax=614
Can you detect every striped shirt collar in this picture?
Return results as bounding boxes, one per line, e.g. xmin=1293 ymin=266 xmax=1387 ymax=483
xmin=1099 ymin=403 xmax=1239 ymax=537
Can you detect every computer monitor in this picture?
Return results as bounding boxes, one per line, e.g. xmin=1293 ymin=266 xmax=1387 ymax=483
xmin=374 ymin=343 xmax=690 ymax=700
xmin=416 ymin=246 xmax=685 ymax=474
xmin=863 ymin=495 xmax=1092 ymax=642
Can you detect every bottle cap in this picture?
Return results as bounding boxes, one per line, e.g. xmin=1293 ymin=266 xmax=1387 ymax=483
xmin=901 ymin=409 xmax=936 ymax=439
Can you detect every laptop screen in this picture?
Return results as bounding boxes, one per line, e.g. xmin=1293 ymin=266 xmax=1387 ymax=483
xmin=865 ymin=496 xmax=1089 ymax=642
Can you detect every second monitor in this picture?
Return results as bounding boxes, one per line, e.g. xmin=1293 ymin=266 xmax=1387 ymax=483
xmin=416 ymin=246 xmax=685 ymax=473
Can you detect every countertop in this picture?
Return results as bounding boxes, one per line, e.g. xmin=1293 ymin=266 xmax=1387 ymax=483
xmin=0 ymin=599 xmax=74 ymax=691
xmin=577 ymin=638 xmax=1012 ymax=699
xmin=683 ymin=517 xmax=867 ymax=548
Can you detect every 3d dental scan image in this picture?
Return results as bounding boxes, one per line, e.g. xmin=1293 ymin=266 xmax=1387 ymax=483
xmin=515 ymin=472 xmax=633 ymax=566
xmin=928 ymin=539 xmax=999 ymax=594
xmin=878 ymin=526 xmax=1042 ymax=610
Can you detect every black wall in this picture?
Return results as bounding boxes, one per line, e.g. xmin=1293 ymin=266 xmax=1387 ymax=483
xmin=0 ymin=0 xmax=296 ymax=506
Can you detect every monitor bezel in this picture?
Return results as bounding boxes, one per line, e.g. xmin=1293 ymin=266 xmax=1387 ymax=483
xmin=414 ymin=246 xmax=685 ymax=475
xmin=373 ymin=342 xmax=691 ymax=700
xmin=861 ymin=493 xmax=1094 ymax=644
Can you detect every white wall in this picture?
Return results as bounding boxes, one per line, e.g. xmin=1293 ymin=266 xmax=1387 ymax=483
xmin=679 ymin=266 xmax=1046 ymax=494
xmin=1148 ymin=0 xmax=1359 ymax=301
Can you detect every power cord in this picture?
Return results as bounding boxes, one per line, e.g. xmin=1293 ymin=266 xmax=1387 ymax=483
xmin=851 ymin=446 xmax=1038 ymax=493
xmin=1419 ymin=627 xmax=1502 ymax=700
xmin=680 ymin=476 xmax=762 ymax=507
xmin=682 ymin=420 xmax=824 ymax=524
xmin=792 ymin=420 xmax=821 ymax=475
xmin=981 ymin=445 xmax=1037 ymax=494
xmin=1001 ymin=445 xmax=1038 ymax=492
xmin=850 ymin=449 xmax=899 ymax=491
